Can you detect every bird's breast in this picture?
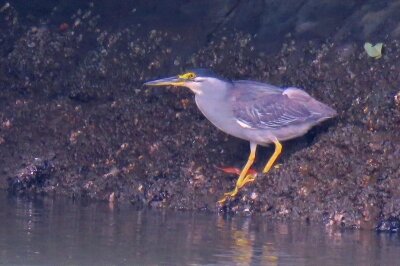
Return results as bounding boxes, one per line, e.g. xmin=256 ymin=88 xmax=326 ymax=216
xmin=194 ymin=95 xmax=247 ymax=140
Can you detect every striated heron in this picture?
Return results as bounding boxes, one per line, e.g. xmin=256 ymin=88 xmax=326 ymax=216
xmin=144 ymin=69 xmax=337 ymax=204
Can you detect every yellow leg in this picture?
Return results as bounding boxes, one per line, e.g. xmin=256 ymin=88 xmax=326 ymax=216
xmin=262 ymin=139 xmax=282 ymax=174
xmin=218 ymin=143 xmax=257 ymax=204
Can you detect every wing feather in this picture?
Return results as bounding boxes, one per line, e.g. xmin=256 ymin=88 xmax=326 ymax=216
xmin=230 ymin=82 xmax=313 ymax=130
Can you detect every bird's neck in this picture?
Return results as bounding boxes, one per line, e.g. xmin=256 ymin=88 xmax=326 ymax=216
xmin=194 ymin=79 xmax=230 ymax=100
xmin=194 ymin=85 xmax=230 ymax=118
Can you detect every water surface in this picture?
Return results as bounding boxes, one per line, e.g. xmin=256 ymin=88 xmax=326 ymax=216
xmin=1 ymin=192 xmax=399 ymax=265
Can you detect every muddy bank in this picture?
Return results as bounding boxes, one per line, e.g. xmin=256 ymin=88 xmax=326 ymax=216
xmin=0 ymin=1 xmax=399 ymax=230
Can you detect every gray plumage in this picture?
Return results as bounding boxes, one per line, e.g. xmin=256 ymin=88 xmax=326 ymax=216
xmin=231 ymin=81 xmax=336 ymax=130
xmin=145 ymin=69 xmax=337 ymax=146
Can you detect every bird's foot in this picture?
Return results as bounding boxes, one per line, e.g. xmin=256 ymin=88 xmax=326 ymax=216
xmin=217 ymin=188 xmax=239 ymax=204
xmin=241 ymin=173 xmax=256 ymax=185
xmin=217 ymin=167 xmax=258 ymax=204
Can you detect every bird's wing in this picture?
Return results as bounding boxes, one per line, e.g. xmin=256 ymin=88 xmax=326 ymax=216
xmin=230 ymin=82 xmax=313 ymax=129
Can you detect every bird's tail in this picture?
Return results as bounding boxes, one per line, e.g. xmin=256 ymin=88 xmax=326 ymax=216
xmin=311 ymin=100 xmax=337 ymax=122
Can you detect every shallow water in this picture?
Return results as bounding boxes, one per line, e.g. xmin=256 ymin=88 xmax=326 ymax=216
xmin=1 ymin=192 xmax=400 ymax=265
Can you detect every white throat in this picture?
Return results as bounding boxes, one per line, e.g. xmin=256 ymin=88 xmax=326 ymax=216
xmin=189 ymin=77 xmax=230 ymax=98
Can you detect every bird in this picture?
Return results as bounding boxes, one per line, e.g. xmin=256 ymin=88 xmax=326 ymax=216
xmin=144 ymin=69 xmax=337 ymax=204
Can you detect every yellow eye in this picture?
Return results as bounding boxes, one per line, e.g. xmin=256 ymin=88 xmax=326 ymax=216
xmin=179 ymin=72 xmax=196 ymax=80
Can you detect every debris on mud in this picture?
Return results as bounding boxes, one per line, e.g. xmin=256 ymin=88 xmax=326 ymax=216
xmin=377 ymin=217 xmax=400 ymax=233
xmin=7 ymin=158 xmax=55 ymax=195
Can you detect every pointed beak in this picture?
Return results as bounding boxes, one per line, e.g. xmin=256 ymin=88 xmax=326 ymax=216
xmin=143 ymin=76 xmax=185 ymax=87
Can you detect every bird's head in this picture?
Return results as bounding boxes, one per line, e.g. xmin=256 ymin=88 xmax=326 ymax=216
xmin=144 ymin=69 xmax=229 ymax=95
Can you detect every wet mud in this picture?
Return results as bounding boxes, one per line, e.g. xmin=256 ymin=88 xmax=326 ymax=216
xmin=0 ymin=1 xmax=399 ymax=230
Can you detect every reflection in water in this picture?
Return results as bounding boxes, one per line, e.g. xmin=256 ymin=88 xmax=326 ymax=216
xmin=1 ymin=192 xmax=400 ymax=265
